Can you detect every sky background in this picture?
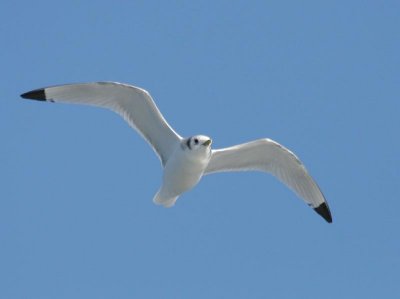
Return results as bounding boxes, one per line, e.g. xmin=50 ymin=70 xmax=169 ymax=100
xmin=1 ymin=1 xmax=400 ymax=298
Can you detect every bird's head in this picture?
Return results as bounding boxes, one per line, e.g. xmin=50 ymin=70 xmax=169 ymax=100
xmin=185 ymin=135 xmax=212 ymax=152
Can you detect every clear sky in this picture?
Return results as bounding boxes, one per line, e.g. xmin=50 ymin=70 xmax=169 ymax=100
xmin=1 ymin=1 xmax=399 ymax=298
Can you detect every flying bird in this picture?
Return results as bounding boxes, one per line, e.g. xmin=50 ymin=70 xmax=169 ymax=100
xmin=21 ymin=82 xmax=332 ymax=223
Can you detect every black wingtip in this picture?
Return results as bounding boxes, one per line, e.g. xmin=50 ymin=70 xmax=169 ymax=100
xmin=314 ymin=202 xmax=333 ymax=223
xmin=21 ymin=89 xmax=47 ymax=101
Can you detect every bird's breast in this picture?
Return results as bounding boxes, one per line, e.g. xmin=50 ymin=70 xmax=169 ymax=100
xmin=162 ymin=150 xmax=209 ymax=196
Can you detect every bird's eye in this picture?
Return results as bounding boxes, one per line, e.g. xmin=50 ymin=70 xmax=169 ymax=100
xmin=194 ymin=138 xmax=199 ymax=144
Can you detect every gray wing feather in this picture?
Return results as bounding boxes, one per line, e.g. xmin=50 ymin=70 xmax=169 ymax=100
xmin=21 ymin=82 xmax=182 ymax=165
xmin=205 ymin=138 xmax=332 ymax=222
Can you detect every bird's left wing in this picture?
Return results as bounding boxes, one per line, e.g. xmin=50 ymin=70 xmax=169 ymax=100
xmin=21 ymin=82 xmax=182 ymax=165
xmin=205 ymin=138 xmax=332 ymax=223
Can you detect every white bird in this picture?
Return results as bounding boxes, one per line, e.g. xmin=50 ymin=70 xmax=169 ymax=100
xmin=21 ymin=82 xmax=332 ymax=223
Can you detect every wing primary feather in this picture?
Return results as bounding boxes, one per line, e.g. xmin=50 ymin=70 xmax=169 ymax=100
xmin=313 ymin=202 xmax=332 ymax=223
xmin=21 ymin=89 xmax=47 ymax=101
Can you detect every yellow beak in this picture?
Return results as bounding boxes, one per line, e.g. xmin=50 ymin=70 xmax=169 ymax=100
xmin=202 ymin=139 xmax=212 ymax=146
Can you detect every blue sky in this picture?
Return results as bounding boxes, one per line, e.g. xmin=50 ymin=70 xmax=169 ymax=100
xmin=1 ymin=1 xmax=400 ymax=298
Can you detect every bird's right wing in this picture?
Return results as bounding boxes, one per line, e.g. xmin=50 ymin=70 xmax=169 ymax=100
xmin=21 ymin=82 xmax=182 ymax=165
xmin=205 ymin=138 xmax=332 ymax=223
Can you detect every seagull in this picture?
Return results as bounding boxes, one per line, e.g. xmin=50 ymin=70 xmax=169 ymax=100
xmin=21 ymin=82 xmax=332 ymax=223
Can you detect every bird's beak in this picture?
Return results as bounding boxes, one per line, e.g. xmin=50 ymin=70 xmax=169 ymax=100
xmin=202 ymin=139 xmax=212 ymax=146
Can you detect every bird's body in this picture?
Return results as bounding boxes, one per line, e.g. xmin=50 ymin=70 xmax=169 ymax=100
xmin=21 ymin=82 xmax=333 ymax=223
xmin=154 ymin=135 xmax=212 ymax=207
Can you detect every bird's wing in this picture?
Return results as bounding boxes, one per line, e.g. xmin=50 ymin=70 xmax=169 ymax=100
xmin=205 ymin=138 xmax=332 ymax=223
xmin=21 ymin=82 xmax=182 ymax=165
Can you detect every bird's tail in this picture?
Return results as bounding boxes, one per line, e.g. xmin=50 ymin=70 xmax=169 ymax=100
xmin=153 ymin=191 xmax=178 ymax=208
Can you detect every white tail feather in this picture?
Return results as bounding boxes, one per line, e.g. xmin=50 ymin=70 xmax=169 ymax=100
xmin=153 ymin=191 xmax=178 ymax=208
